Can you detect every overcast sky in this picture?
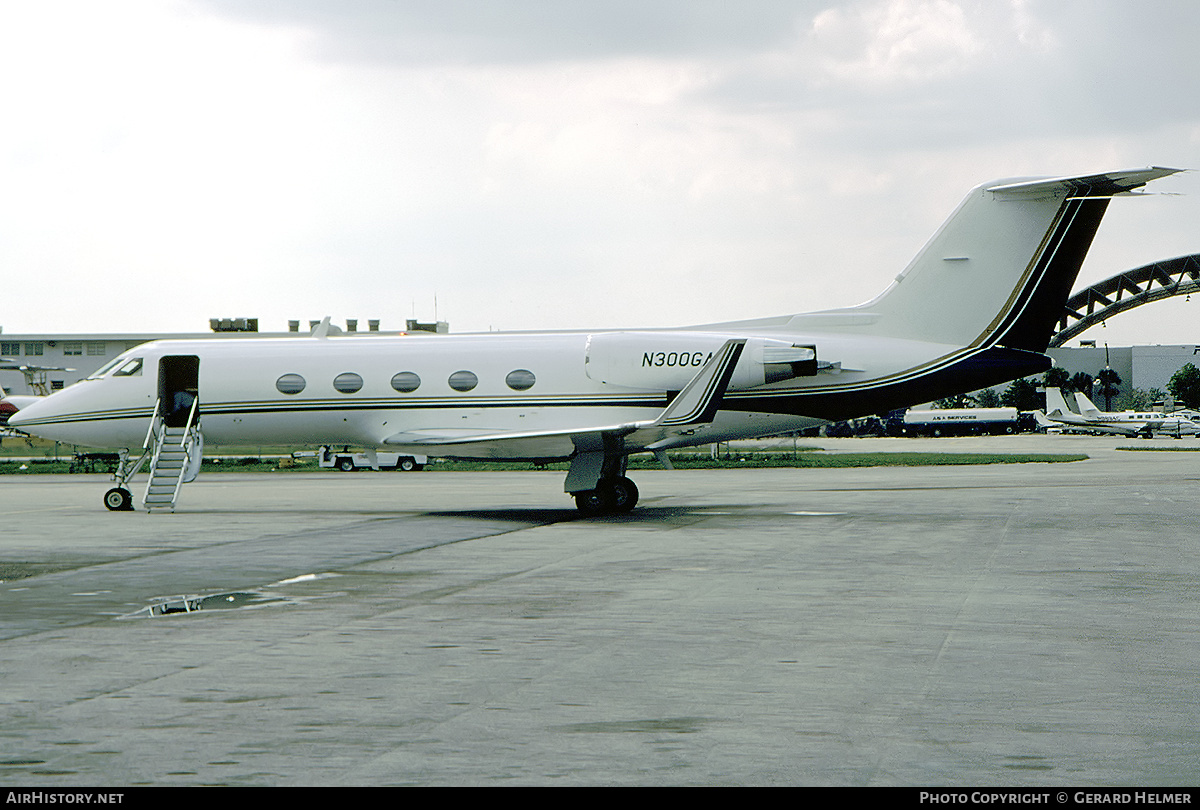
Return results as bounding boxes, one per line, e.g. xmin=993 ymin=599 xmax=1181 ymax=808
xmin=2 ymin=0 xmax=1198 ymax=347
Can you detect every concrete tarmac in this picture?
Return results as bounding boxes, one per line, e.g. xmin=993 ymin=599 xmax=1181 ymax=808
xmin=1 ymin=435 xmax=1199 ymax=786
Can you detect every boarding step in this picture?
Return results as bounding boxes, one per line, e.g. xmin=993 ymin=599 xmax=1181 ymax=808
xmin=142 ymin=418 xmax=203 ymax=512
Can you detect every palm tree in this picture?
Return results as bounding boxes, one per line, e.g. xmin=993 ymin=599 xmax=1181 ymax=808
xmin=1095 ymin=367 xmax=1122 ymax=411
xmin=1043 ymin=367 xmax=1070 ymax=391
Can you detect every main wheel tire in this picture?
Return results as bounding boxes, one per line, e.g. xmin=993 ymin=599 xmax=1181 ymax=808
xmin=574 ymin=477 xmax=639 ymax=515
xmin=609 ymin=477 xmax=639 ymax=513
xmin=104 ymin=487 xmax=133 ymax=512
xmin=574 ymin=488 xmax=613 ymax=516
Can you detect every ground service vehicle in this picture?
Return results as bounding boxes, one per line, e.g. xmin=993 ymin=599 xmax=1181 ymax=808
xmin=317 ymin=445 xmax=427 ymax=472
xmin=896 ymin=407 xmax=1026 ymax=436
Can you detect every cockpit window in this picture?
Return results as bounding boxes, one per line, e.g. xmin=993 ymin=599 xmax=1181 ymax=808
xmin=85 ymin=357 xmax=126 ymax=380
xmin=112 ymin=358 xmax=144 ymax=377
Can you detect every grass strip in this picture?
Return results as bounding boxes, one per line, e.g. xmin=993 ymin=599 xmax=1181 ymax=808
xmin=1116 ymin=445 xmax=1200 ymax=452
xmin=0 ymin=451 xmax=1087 ymax=475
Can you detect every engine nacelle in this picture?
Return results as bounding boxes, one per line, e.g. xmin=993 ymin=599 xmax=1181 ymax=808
xmin=584 ymin=331 xmax=818 ymax=391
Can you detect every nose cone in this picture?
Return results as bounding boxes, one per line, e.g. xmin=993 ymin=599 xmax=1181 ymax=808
xmin=7 ymin=383 xmax=150 ymax=448
xmin=7 ymin=395 xmax=51 ymax=431
xmin=7 ymin=389 xmax=105 ymax=446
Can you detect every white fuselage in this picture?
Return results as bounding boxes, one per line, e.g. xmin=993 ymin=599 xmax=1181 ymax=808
xmin=9 ymin=326 xmax=956 ymax=456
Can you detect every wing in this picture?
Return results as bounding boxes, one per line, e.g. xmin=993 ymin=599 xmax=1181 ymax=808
xmin=381 ymin=339 xmax=747 ymax=460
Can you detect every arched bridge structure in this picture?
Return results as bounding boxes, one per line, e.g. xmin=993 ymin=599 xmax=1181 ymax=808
xmin=1049 ymin=254 xmax=1200 ymax=348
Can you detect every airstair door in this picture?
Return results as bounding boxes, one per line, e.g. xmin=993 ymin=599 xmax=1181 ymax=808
xmin=158 ymin=355 xmax=200 ymax=428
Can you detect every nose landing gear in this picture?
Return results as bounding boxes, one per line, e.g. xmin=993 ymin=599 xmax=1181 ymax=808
xmin=101 ymin=447 xmax=148 ymax=511
xmin=104 ymin=487 xmax=134 ymax=511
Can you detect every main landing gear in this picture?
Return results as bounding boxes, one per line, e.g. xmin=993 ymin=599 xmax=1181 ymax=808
xmin=565 ymin=437 xmax=642 ymax=516
xmin=573 ymin=476 xmax=639 ymax=516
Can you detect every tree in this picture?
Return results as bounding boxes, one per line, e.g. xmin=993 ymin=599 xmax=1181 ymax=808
xmin=974 ymin=387 xmax=1001 ymax=408
xmin=1168 ymin=363 xmax=1200 ymax=408
xmin=1069 ymin=372 xmax=1094 ymax=397
xmin=1117 ymin=387 xmax=1164 ymax=411
xmin=1043 ymin=367 xmax=1070 ymax=391
xmin=1000 ymin=377 xmax=1042 ymax=411
xmin=1095 ymin=367 xmax=1122 ymax=411
xmin=936 ymin=393 xmax=976 ymax=409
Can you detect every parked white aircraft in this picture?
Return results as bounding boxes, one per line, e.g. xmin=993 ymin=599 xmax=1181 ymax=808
xmin=1039 ymin=387 xmax=1200 ymax=437
xmin=0 ymin=383 xmax=40 ymax=427
xmin=10 ymin=168 xmax=1183 ymax=513
xmin=1 ymin=358 xmax=75 ymax=397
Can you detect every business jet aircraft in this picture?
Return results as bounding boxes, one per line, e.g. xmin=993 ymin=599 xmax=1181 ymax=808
xmin=1 ymin=358 xmax=76 ymax=397
xmin=10 ymin=167 xmax=1183 ymax=513
xmin=1040 ymin=387 xmax=1200 ymax=437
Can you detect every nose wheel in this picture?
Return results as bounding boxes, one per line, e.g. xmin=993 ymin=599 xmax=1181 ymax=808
xmin=574 ymin=476 xmax=639 ymax=516
xmin=104 ymin=487 xmax=134 ymax=512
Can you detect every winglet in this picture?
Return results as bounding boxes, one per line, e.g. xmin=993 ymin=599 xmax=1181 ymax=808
xmin=653 ymin=339 xmax=746 ymax=428
xmin=311 ymin=317 xmax=332 ymax=339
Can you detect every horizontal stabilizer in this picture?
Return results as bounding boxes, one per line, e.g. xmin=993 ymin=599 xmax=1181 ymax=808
xmin=988 ymin=167 xmax=1183 ymax=198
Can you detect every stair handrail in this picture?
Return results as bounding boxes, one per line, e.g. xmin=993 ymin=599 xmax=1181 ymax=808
xmin=169 ymin=395 xmax=202 ymax=506
xmin=180 ymin=395 xmax=199 ymax=446
xmin=143 ymin=398 xmax=170 ymax=509
xmin=143 ymin=397 xmax=163 ymax=451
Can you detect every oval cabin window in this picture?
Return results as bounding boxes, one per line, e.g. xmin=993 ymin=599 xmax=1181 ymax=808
xmin=505 ymin=369 xmax=536 ymax=391
xmin=276 ymin=374 xmax=306 ymax=395
xmin=448 ymin=370 xmax=478 ymax=392
xmin=391 ymin=371 xmax=421 ymax=393
xmin=333 ymin=372 xmax=364 ymax=394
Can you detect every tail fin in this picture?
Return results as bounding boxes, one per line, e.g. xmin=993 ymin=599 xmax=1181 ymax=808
xmin=803 ymin=168 xmax=1181 ymax=351
xmin=1045 ymin=387 xmax=1074 ymax=416
xmin=1074 ymin=391 xmax=1102 ymax=417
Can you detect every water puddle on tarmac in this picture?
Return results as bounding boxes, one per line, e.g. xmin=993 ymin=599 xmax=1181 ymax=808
xmin=120 ymin=573 xmax=340 ymax=619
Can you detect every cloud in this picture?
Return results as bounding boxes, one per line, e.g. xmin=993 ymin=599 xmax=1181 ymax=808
xmin=1 ymin=0 xmax=1198 ymax=347
xmin=807 ymin=0 xmax=985 ymax=86
xmin=196 ymin=0 xmax=817 ymax=65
